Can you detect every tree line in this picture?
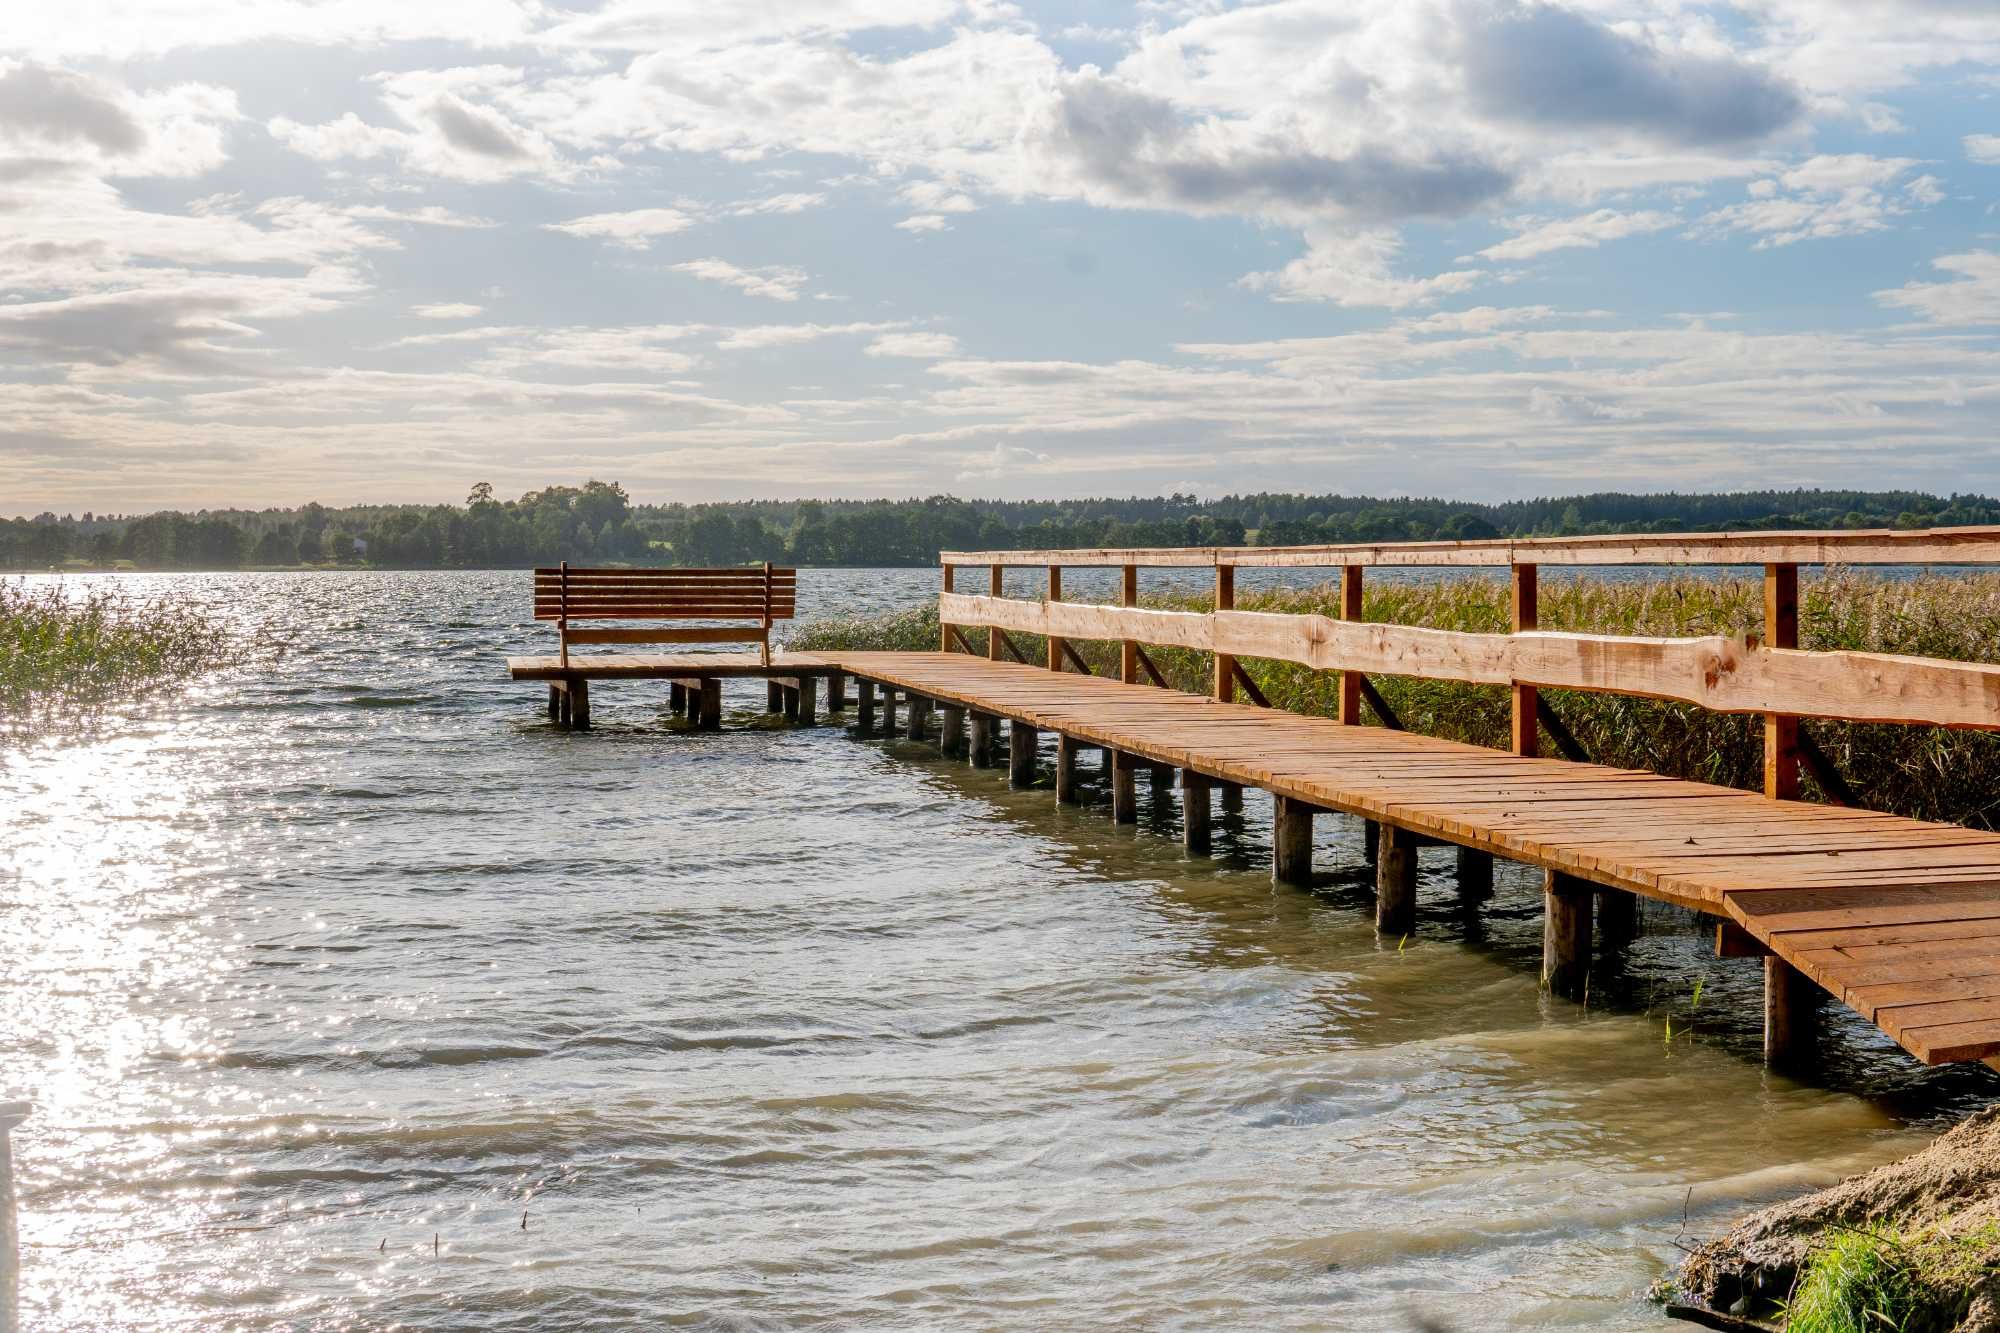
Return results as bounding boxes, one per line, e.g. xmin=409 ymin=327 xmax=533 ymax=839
xmin=6 ymin=482 xmax=2000 ymax=571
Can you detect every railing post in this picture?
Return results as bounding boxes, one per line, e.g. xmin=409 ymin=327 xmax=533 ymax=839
xmin=1046 ymin=565 xmax=1064 ymax=672
xmin=1338 ymin=564 xmax=1363 ymax=725
xmin=988 ymin=565 xmax=1004 ymax=661
xmin=1213 ymin=564 xmax=1235 ymax=701
xmin=939 ymin=564 xmax=955 ymax=652
xmin=1764 ymin=562 xmax=1801 ymax=800
xmin=1120 ymin=563 xmax=1139 ymax=684
xmin=2 ymin=1101 xmax=27 ymax=1333
xmin=1511 ymin=562 xmax=1539 ymax=757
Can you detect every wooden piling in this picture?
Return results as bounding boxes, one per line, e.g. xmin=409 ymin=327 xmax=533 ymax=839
xmin=1765 ymin=562 xmax=1801 ymax=801
xmin=907 ymin=694 xmax=930 ymax=741
xmin=1111 ymin=750 xmax=1138 ymax=823
xmin=1597 ymin=888 xmax=1639 ymax=943
xmin=548 ymin=684 xmax=562 ymax=723
xmin=1010 ymin=721 xmax=1038 ymax=788
xmin=570 ymin=678 xmax=591 ymax=731
xmin=1455 ymin=845 xmax=1493 ymax=896
xmin=939 ymin=704 xmax=965 ymax=757
xmin=767 ymin=680 xmax=784 ymax=713
xmin=794 ymin=676 xmax=817 ymax=727
xmin=1765 ymin=956 xmax=1820 ymax=1069
xmin=697 ymin=678 xmax=721 ymax=731
xmin=668 ymin=682 xmax=685 ymax=715
xmin=881 ymin=689 xmax=899 ymax=739
xmin=1273 ymin=795 xmax=1314 ymax=886
xmin=826 ymin=672 xmax=847 ymax=711
xmin=1056 ymin=734 xmax=1083 ymax=803
xmin=1376 ymin=823 xmax=1417 ymax=935
xmin=1542 ymin=870 xmax=1592 ymax=998
xmin=1182 ymin=769 xmax=1212 ymax=854
xmin=1219 ymin=781 xmax=1243 ymax=812
xmin=1512 ymin=563 xmax=1539 ymax=757
xmin=857 ymin=679 xmax=876 ymax=733
xmin=1363 ymin=818 xmax=1379 ymax=866
xmin=969 ymin=712 xmax=995 ymax=768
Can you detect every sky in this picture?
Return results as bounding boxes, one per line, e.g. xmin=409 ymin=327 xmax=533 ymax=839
xmin=1 ymin=0 xmax=1998 ymax=517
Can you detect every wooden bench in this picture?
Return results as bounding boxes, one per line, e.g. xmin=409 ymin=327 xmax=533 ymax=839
xmin=533 ymin=563 xmax=797 ymax=667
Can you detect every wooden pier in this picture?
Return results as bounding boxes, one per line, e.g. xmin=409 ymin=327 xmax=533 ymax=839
xmin=508 ymin=527 xmax=2000 ymax=1076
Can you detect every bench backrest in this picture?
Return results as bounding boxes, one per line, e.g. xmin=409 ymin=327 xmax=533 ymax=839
xmin=534 ymin=564 xmax=797 ymax=665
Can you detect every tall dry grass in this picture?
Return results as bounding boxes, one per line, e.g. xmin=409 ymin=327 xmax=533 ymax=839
xmin=1 ymin=579 xmax=237 ymax=741
xmin=788 ymin=570 xmax=2000 ymax=828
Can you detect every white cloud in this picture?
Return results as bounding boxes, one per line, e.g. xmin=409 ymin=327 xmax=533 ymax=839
xmin=1876 ymin=251 xmax=2000 ymax=325
xmin=1242 ymin=229 xmax=1485 ymax=309
xmin=1968 ymin=135 xmax=2000 ymax=166
xmin=866 ymin=331 xmax=959 ymax=358
xmin=410 ymin=302 xmax=485 ymax=319
xmin=714 ymin=322 xmax=900 ymax=350
xmin=1478 ymin=209 xmax=1676 ymax=261
xmin=671 ymin=258 xmax=809 ymax=301
xmin=895 ymin=214 xmax=949 ymax=233
xmin=1698 ymin=155 xmax=1938 ymax=246
xmin=544 ymin=207 xmax=697 ymax=248
xmin=269 ymin=68 xmax=571 ymax=183
xmin=732 ymin=192 xmax=826 ymax=215
xmin=956 ymin=442 xmax=1053 ymax=480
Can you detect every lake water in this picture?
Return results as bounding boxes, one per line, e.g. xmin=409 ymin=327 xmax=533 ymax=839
xmin=3 ymin=569 xmax=1995 ymax=1330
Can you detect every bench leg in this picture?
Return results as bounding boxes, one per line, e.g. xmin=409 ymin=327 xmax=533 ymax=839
xmin=1182 ymin=769 xmax=1211 ymax=854
xmin=1542 ymin=871 xmax=1593 ymax=999
xmin=698 ymin=679 xmax=721 ymax=731
xmin=1111 ymin=751 xmax=1138 ymax=824
xmin=1376 ymin=824 xmax=1417 ymax=935
xmin=1056 ymin=734 xmax=1083 ymax=804
xmin=1009 ymin=722 xmax=1038 ymax=788
xmin=1273 ymin=795 xmax=1313 ymax=886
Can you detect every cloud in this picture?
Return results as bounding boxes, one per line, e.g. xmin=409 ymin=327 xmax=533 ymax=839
xmin=0 ymin=64 xmax=144 ymax=156
xmin=866 ymin=331 xmax=959 ymax=358
xmin=732 ymin=192 xmax=825 ymax=215
xmin=1697 ymin=154 xmax=1937 ymax=246
xmin=1969 ymin=135 xmax=2000 ymax=166
xmin=1242 ymin=229 xmax=1485 ymax=309
xmin=1875 ymin=251 xmax=2000 ymax=324
xmin=956 ymin=442 xmax=1054 ymax=480
xmin=1461 ymin=2 xmax=1805 ymax=147
xmin=671 ymin=257 xmax=809 ymax=301
xmin=895 ymin=213 xmax=949 ymax=232
xmin=410 ymin=302 xmax=485 ymax=319
xmin=1478 ymin=209 xmax=1676 ymax=260
xmin=545 ymin=207 xmax=697 ymax=249
xmin=268 ymin=68 xmax=569 ymax=183
xmin=713 ymin=322 xmax=900 ymax=350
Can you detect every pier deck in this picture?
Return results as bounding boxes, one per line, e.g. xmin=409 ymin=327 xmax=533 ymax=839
xmin=826 ymin=652 xmax=2000 ymax=1068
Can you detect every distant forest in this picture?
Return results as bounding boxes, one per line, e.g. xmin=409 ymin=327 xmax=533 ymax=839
xmin=6 ymin=482 xmax=1999 ymax=571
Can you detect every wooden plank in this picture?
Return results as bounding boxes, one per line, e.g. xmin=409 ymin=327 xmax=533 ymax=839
xmin=935 ymin=592 xmax=2000 ymax=731
xmin=562 ymin=626 xmax=772 ymax=645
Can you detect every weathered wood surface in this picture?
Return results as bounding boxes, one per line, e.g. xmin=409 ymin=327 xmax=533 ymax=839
xmin=938 ymin=592 xmax=2000 ymax=730
xmin=506 ymin=651 xmax=837 ymax=680
xmin=825 ymin=650 xmax=2000 ymax=1066
xmin=942 ymin=524 xmax=2000 ymax=569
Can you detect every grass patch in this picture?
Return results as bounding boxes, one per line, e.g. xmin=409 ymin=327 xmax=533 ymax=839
xmin=1 ymin=579 xmax=240 ymax=741
xmin=787 ymin=570 xmax=2000 ymax=827
xmin=1778 ymin=1225 xmax=1993 ymax=1332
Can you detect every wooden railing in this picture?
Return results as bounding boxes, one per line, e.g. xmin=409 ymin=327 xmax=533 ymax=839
xmin=937 ymin=526 xmax=2000 ymax=798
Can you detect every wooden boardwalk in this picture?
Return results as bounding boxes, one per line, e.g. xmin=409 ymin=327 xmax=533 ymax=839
xmin=827 ymin=652 xmax=2000 ymax=1069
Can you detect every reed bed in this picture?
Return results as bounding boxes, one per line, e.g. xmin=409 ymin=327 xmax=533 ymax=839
xmin=0 ymin=579 xmax=238 ymax=741
xmin=788 ymin=570 xmax=2000 ymax=829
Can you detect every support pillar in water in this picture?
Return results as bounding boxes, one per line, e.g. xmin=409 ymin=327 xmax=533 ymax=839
xmin=1765 ymin=957 xmax=1821 ymax=1070
xmin=793 ymin=676 xmax=817 ymax=727
xmin=1363 ymin=818 xmax=1379 ymax=866
xmin=969 ymin=713 xmax=995 ymax=768
xmin=880 ymin=689 xmax=899 ymax=739
xmin=938 ymin=705 xmax=965 ymax=758
xmin=1455 ymin=846 xmax=1493 ymax=897
xmin=907 ymin=695 xmax=931 ymax=741
xmin=856 ymin=679 xmax=876 ymax=734
xmin=1182 ymin=769 xmax=1212 ymax=854
xmin=1597 ymin=888 xmax=1639 ymax=944
xmin=668 ymin=682 xmax=686 ymax=716
xmin=1273 ymin=795 xmax=1314 ymax=886
xmin=1009 ymin=722 xmax=1038 ymax=788
xmin=570 ymin=678 xmax=591 ymax=732
xmin=767 ymin=680 xmax=784 ymax=713
xmin=548 ymin=684 xmax=562 ymax=723
xmin=1542 ymin=870 xmax=1592 ymax=999
xmin=1056 ymin=734 xmax=1083 ymax=804
xmin=1111 ymin=751 xmax=1138 ymax=823
xmin=1376 ymin=823 xmax=1418 ymax=935
xmin=826 ymin=672 xmax=847 ymax=711
xmin=696 ymin=679 xmax=721 ymax=731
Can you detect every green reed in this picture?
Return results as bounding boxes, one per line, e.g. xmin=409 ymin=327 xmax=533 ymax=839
xmin=0 ymin=579 xmax=238 ymax=740
xmin=787 ymin=570 xmax=2000 ymax=828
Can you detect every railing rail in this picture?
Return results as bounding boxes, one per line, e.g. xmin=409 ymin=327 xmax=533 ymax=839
xmin=942 ymin=524 xmax=2000 ymax=569
xmin=936 ymin=532 xmax=2000 ymax=798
